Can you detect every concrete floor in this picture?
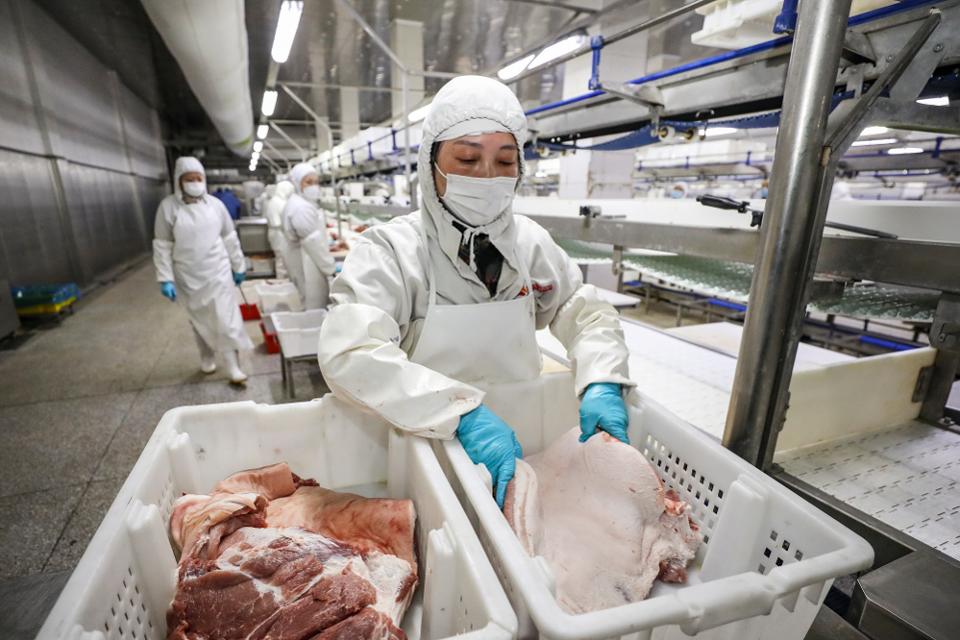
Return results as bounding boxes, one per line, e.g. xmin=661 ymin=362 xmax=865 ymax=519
xmin=0 ymin=259 xmax=328 ymax=639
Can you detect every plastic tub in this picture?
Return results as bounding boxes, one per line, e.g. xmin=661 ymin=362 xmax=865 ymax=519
xmin=271 ymin=309 xmax=328 ymax=358
xmin=436 ymin=379 xmax=874 ymax=640
xmin=255 ymin=281 xmax=303 ymax=314
xmin=38 ymin=397 xmax=517 ymax=640
xmin=11 ymin=282 xmax=79 ymax=315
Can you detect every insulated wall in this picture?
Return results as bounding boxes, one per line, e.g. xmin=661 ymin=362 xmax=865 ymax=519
xmin=0 ymin=0 xmax=168 ymax=286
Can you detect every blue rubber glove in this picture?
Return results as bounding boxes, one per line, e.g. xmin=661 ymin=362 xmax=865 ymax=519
xmin=457 ymin=405 xmax=523 ymax=508
xmin=160 ymin=282 xmax=176 ymax=301
xmin=579 ymin=382 xmax=629 ymax=444
xmin=233 ymin=271 xmax=246 ymax=285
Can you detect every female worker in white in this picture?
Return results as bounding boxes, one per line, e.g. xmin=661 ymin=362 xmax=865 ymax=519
xmin=283 ymin=162 xmax=336 ymax=309
xmin=264 ymin=178 xmax=295 ymax=278
xmin=153 ymin=156 xmax=252 ymax=384
xmin=318 ymin=76 xmax=633 ymax=507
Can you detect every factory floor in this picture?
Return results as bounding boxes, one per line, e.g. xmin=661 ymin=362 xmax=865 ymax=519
xmin=0 ymin=259 xmax=328 ymax=639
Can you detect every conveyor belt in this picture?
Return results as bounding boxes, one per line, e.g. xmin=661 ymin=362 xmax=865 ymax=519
xmin=556 ymin=239 xmax=939 ymax=322
xmin=777 ymin=424 xmax=960 ymax=561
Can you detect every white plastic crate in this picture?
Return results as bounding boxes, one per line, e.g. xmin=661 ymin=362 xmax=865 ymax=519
xmin=436 ymin=380 xmax=874 ymax=640
xmin=39 ymin=397 xmax=517 ymax=640
xmin=271 ymin=309 xmax=327 ymax=358
xmin=255 ymin=281 xmax=303 ymax=313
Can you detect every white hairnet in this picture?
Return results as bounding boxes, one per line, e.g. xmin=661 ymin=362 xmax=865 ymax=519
xmin=290 ymin=162 xmax=318 ymax=195
xmin=417 ymin=75 xmax=527 ymax=270
xmin=173 ymin=156 xmax=205 ymax=198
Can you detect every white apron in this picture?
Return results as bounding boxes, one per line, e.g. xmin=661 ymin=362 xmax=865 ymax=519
xmin=303 ymin=256 xmax=330 ymax=310
xmin=171 ymin=201 xmax=252 ymax=352
xmin=409 ymin=224 xmax=541 ymax=386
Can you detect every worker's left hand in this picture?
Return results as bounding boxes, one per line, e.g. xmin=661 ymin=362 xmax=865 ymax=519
xmin=579 ymin=382 xmax=629 ymax=444
xmin=457 ymin=405 xmax=523 ymax=508
xmin=233 ymin=271 xmax=246 ymax=285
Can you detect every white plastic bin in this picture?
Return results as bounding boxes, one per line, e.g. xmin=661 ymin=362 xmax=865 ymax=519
xmin=272 ymin=309 xmax=328 ymax=357
xmin=436 ymin=381 xmax=874 ymax=640
xmin=255 ymin=281 xmax=303 ymax=313
xmin=39 ymin=397 xmax=517 ymax=640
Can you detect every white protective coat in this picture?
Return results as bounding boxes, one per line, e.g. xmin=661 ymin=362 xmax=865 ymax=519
xmin=265 ymin=180 xmax=295 ymax=277
xmin=283 ymin=163 xmax=335 ymax=309
xmin=153 ymin=157 xmax=253 ymax=352
xmin=318 ymin=76 xmax=633 ymax=438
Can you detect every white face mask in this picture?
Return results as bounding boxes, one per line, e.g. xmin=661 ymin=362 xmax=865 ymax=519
xmin=182 ymin=180 xmax=206 ymax=197
xmin=435 ymin=164 xmax=517 ymax=227
xmin=302 ymin=184 xmax=322 ymax=201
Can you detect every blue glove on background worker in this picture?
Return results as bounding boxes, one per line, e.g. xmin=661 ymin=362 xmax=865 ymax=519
xmin=233 ymin=271 xmax=246 ymax=285
xmin=579 ymin=382 xmax=629 ymax=444
xmin=458 ymin=405 xmax=523 ymax=508
xmin=160 ymin=281 xmax=176 ymax=301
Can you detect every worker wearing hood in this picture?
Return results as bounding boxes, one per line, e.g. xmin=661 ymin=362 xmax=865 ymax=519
xmin=153 ymin=156 xmax=253 ymax=384
xmin=265 ymin=179 xmax=295 ymax=278
xmin=283 ymin=162 xmax=335 ymax=309
xmin=318 ymin=76 xmax=633 ymax=506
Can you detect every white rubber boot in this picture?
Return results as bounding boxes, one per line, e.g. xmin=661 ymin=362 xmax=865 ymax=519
xmin=194 ymin=329 xmax=216 ymax=374
xmin=224 ymin=350 xmax=248 ymax=385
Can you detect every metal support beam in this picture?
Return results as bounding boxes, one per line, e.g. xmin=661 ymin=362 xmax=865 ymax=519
xmin=263 ymin=141 xmax=292 ymax=171
xmin=920 ymin=294 xmax=960 ymax=424
xmin=722 ymin=0 xmax=853 ymax=468
xmin=268 ymin=122 xmax=307 ymax=161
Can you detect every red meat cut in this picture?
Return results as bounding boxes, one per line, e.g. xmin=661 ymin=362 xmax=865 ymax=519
xmin=167 ymin=463 xmax=416 ymax=639
xmin=503 ymin=428 xmax=700 ymax=614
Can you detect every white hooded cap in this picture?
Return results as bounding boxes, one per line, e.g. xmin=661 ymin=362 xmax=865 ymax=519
xmin=173 ymin=156 xmax=205 ymax=198
xmin=417 ymin=75 xmax=527 ymax=271
xmin=275 ymin=180 xmax=295 ymax=199
xmin=290 ymin=162 xmax=318 ymax=195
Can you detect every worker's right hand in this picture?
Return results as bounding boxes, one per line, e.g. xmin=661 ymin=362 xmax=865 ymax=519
xmin=457 ymin=405 xmax=523 ymax=509
xmin=160 ymin=281 xmax=177 ymax=302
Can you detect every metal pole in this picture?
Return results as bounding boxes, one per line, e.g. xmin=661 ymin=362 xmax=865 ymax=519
xmin=268 ymin=122 xmax=307 ymax=161
xmin=722 ymin=0 xmax=852 ymax=468
xmin=401 ymin=72 xmax=415 ymax=211
xmin=335 ymin=0 xmax=407 ymax=72
xmin=278 ymin=84 xmax=343 ymax=238
xmin=263 ymin=141 xmax=292 ymax=171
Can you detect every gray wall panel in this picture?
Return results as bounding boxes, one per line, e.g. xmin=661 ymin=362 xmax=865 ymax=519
xmin=0 ymin=150 xmax=74 ymax=284
xmin=118 ymin=84 xmax=166 ymax=179
xmin=0 ymin=0 xmax=45 ymax=155
xmin=0 ymin=0 xmax=167 ymax=287
xmin=23 ymin=1 xmax=128 ymax=172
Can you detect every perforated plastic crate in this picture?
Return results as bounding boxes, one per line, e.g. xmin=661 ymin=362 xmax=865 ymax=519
xmin=39 ymin=397 xmax=517 ymax=640
xmin=437 ymin=380 xmax=874 ymax=640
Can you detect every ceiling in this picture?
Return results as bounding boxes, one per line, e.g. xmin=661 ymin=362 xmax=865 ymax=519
xmin=37 ymin=0 xmax=649 ymax=175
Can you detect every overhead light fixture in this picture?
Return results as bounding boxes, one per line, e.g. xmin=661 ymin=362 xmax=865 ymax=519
xmin=529 ymin=34 xmax=587 ymax=70
xmin=261 ymin=90 xmax=278 ymax=117
xmin=703 ymin=126 xmax=739 ymax=137
xmin=251 ymin=152 xmax=261 ymax=161
xmin=916 ymin=96 xmax=949 ymax=106
xmin=859 ymin=126 xmax=889 ymax=136
xmin=257 ymin=124 xmax=269 ymax=139
xmin=851 ymin=137 xmax=897 ymax=147
xmin=408 ymin=103 xmax=431 ymax=123
xmin=886 ymin=147 xmax=924 ymax=155
xmin=253 ymin=141 xmax=264 ymax=152
xmin=498 ymin=54 xmax=535 ymax=81
xmin=271 ymin=1 xmax=304 ymax=64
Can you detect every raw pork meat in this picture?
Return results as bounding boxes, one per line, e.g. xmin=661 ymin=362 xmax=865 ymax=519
xmin=167 ymin=463 xmax=416 ymax=639
xmin=503 ymin=428 xmax=700 ymax=614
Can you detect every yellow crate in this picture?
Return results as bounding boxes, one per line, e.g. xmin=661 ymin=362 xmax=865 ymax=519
xmin=15 ymin=296 xmax=77 ymax=316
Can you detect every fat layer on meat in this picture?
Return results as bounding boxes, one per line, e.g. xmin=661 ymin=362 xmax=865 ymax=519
xmin=504 ymin=428 xmax=700 ymax=614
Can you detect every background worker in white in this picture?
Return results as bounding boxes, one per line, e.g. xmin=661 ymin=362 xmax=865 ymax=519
xmin=283 ymin=162 xmax=335 ymax=309
xmin=153 ymin=156 xmax=252 ymax=384
xmin=264 ymin=179 xmax=295 ymax=278
xmin=318 ymin=76 xmax=633 ymax=506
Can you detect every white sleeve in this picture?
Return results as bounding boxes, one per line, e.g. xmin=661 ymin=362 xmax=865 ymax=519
xmin=152 ymin=202 xmax=175 ymax=283
xmin=318 ymin=239 xmax=483 ymax=438
xmin=526 ymin=222 xmax=633 ymax=395
xmin=302 ymin=230 xmax=336 ymax=276
xmin=218 ymin=203 xmax=246 ymax=273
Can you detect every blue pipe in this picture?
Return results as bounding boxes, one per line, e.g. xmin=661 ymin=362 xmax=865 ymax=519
xmin=773 ymin=0 xmax=799 ymax=34
xmin=859 ymin=335 xmax=917 ymax=351
xmin=588 ymin=35 xmax=604 ymax=91
xmin=524 ymin=0 xmax=942 ymax=118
